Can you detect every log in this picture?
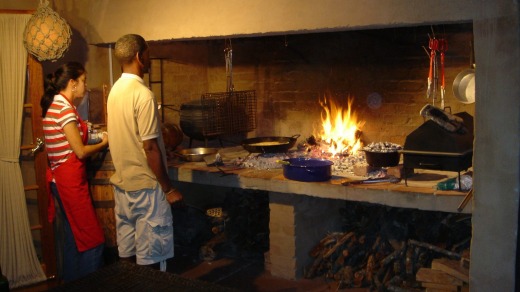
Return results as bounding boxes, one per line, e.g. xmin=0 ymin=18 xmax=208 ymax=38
xmin=416 ymin=268 xmax=463 ymax=286
xmin=323 ymin=231 xmax=355 ymax=258
xmin=352 ymin=163 xmax=378 ymax=176
xmin=422 ymin=281 xmax=459 ymax=291
xmin=431 ymin=258 xmax=469 ymax=283
xmin=309 ymin=232 xmax=342 ymax=257
xmin=408 ymin=239 xmax=461 ymax=259
xmin=460 ymin=257 xmax=470 ymax=269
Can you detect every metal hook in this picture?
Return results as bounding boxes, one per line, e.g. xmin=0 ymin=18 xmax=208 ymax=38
xmin=430 ymin=26 xmax=436 ymax=39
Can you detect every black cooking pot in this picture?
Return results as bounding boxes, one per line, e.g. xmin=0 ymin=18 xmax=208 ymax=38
xmin=241 ymin=134 xmax=300 ymax=153
xmin=179 ymin=100 xmax=220 ymax=141
xmin=282 ymin=158 xmax=333 ymax=182
xmin=364 ymin=150 xmax=400 ymax=167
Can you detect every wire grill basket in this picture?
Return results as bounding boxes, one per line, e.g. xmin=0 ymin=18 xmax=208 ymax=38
xmin=200 ymin=90 xmax=256 ymax=137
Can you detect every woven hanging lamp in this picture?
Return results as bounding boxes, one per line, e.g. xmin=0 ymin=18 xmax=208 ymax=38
xmin=23 ymin=0 xmax=72 ymax=62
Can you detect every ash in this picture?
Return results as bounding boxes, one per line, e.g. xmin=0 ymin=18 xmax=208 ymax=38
xmin=238 ymin=147 xmax=368 ymax=178
xmin=363 ymin=141 xmax=402 ymax=152
xmin=240 ymin=153 xmax=290 ymax=170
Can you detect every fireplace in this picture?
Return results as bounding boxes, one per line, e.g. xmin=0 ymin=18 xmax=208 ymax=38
xmin=147 ymin=23 xmax=475 ymax=150
xmin=153 ymin=23 xmax=478 ymax=286
xmin=35 ymin=0 xmax=518 ymax=290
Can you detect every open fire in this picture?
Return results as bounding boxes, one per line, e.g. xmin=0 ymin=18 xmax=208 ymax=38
xmin=239 ymin=95 xmax=369 ymax=175
xmin=312 ymin=95 xmax=365 ymax=156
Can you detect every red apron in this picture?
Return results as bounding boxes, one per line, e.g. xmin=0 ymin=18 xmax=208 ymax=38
xmin=46 ymin=99 xmax=104 ymax=252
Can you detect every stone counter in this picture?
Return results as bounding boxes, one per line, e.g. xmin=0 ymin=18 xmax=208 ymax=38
xmin=89 ymin=151 xmax=471 ymax=279
xmin=168 ymin=161 xmax=471 ymax=214
xmin=168 ymin=161 xmax=471 ymax=279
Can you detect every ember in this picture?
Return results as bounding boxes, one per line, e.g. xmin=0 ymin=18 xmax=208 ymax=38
xmin=313 ymin=95 xmax=365 ymax=156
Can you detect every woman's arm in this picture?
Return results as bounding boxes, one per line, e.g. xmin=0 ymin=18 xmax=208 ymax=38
xmin=62 ymin=121 xmax=108 ymax=159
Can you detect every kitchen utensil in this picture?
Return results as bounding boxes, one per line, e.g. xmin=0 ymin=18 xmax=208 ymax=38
xmin=426 ymin=35 xmax=447 ymax=108
xmin=276 ymin=160 xmax=290 ymax=165
xmin=453 ymin=40 xmax=476 ymax=104
xmin=457 ymin=188 xmax=473 ymax=212
xmin=420 ymin=104 xmax=466 ymax=133
xmin=438 ymin=38 xmax=448 ymax=108
xmin=363 ymin=150 xmax=400 ymax=167
xmin=452 ymin=69 xmax=475 ymax=104
xmin=242 ymin=135 xmax=300 ymax=153
xmin=185 ymin=203 xmax=224 ymax=218
xmin=281 ymin=158 xmax=333 ymax=182
xmin=179 ymin=91 xmax=256 ymax=147
xmin=176 ymin=147 xmax=219 ymax=162
xmin=341 ymin=176 xmax=400 ymax=186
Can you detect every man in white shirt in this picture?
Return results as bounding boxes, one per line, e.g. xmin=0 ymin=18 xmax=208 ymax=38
xmin=107 ymin=34 xmax=183 ymax=271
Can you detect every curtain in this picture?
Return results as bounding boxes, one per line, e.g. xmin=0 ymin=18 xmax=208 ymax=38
xmin=0 ymin=14 xmax=47 ymax=288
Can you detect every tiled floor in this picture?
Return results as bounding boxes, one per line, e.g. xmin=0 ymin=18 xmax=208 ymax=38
xmin=12 ymin=248 xmax=345 ymax=292
xmin=166 ymin=247 xmax=340 ymax=292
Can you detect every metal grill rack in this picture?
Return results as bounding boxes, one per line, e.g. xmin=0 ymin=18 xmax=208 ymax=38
xmin=180 ymin=90 xmax=256 ymax=147
xmin=201 ymin=90 xmax=256 ymax=137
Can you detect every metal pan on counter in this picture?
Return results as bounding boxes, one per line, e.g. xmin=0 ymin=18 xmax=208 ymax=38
xmin=175 ymin=147 xmax=218 ymax=162
xmin=280 ymin=157 xmax=333 ymax=182
xmin=241 ymin=134 xmax=300 ymax=153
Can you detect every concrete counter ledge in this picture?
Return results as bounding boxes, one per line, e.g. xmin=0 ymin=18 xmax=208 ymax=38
xmin=168 ymin=161 xmax=471 ymax=214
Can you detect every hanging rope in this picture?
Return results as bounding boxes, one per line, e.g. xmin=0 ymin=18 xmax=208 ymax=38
xmin=23 ymin=0 xmax=72 ymax=62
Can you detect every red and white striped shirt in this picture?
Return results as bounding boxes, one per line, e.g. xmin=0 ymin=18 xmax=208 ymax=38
xmin=43 ymin=94 xmax=83 ymax=170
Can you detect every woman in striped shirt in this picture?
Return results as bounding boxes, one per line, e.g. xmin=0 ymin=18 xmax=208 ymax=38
xmin=41 ymin=62 xmax=108 ymax=282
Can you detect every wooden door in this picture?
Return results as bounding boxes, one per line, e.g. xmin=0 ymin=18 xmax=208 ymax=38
xmin=21 ymin=55 xmax=56 ymax=278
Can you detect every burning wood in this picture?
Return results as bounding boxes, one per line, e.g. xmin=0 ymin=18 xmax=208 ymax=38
xmin=312 ymin=94 xmax=365 ymax=156
xmin=304 ymin=202 xmax=471 ymax=290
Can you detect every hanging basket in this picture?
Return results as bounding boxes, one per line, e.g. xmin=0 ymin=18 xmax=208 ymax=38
xmin=23 ymin=0 xmax=72 ymax=62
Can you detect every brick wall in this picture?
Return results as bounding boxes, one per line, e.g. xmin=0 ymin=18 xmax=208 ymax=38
xmin=148 ymin=23 xmax=475 ymax=149
xmin=269 ymin=192 xmax=344 ymax=279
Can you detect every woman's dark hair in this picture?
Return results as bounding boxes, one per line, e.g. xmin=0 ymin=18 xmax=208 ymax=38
xmin=41 ymin=62 xmax=85 ymax=117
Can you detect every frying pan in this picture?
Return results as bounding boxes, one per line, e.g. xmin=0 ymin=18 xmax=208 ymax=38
xmin=452 ymin=68 xmax=475 ymax=104
xmin=453 ymin=40 xmax=476 ymax=105
xmin=175 ymin=147 xmax=218 ymax=162
xmin=241 ymin=134 xmax=300 ymax=153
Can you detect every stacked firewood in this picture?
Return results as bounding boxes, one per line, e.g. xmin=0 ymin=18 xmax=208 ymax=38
xmin=415 ymin=257 xmax=469 ymax=291
xmin=304 ymin=202 xmax=471 ymax=291
xmin=200 ymin=189 xmax=270 ymax=261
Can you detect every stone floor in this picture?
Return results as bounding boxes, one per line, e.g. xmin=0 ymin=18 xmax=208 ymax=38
xmin=12 ymin=246 xmax=353 ymax=292
xmin=168 ymin=251 xmax=339 ymax=292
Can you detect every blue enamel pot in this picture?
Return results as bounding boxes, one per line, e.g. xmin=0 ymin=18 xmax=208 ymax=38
xmin=282 ymin=158 xmax=334 ymax=182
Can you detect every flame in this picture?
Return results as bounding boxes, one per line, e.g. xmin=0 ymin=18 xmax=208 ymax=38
xmin=313 ymin=95 xmax=365 ymax=155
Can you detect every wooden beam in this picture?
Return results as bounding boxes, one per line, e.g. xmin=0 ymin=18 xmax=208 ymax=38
xmin=0 ymin=9 xmax=35 ymax=14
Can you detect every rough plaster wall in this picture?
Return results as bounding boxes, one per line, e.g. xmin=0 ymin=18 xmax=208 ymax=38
xmin=1 ymin=0 xmax=518 ymax=290
xmin=471 ymin=1 xmax=520 ymax=291
xmin=49 ymin=0 xmax=476 ymax=44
